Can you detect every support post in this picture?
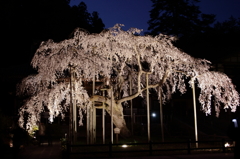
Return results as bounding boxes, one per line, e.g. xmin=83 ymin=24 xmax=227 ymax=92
xmin=69 ymin=91 xmax=73 ymax=145
xmin=111 ymin=87 xmax=114 ymax=144
xmin=146 ymin=74 xmax=150 ymax=142
xmin=130 ymin=70 xmax=133 ymax=135
xmin=192 ymin=80 xmax=198 ymax=148
xmin=72 ymin=70 xmax=77 ymax=143
xmin=86 ymin=104 xmax=90 ymax=144
xmin=73 ymin=99 xmax=77 ymax=143
xmin=92 ymin=107 xmax=96 ymax=144
xmin=89 ymin=100 xmax=93 ymax=144
xmin=69 ymin=66 xmax=76 ymax=145
xmin=159 ymin=90 xmax=164 ymax=142
xmin=91 ymin=74 xmax=96 ymax=144
xmin=102 ymin=90 xmax=105 ymax=144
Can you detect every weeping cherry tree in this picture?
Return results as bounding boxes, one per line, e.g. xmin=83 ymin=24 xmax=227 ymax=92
xmin=17 ymin=24 xmax=239 ymax=137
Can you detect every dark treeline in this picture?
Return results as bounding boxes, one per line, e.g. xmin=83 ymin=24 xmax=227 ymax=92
xmin=147 ymin=0 xmax=240 ymax=61
xmin=0 ymin=0 xmax=105 ymax=118
xmin=0 ymin=0 xmax=105 ymax=67
xmin=2 ymin=0 xmax=240 ymax=67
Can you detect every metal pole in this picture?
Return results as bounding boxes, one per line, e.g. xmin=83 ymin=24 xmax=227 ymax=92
xmin=146 ymin=74 xmax=150 ymax=142
xmin=192 ymin=80 xmax=198 ymax=148
xmin=159 ymin=90 xmax=164 ymax=142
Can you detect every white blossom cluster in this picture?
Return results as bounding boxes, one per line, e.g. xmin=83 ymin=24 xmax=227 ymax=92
xmin=18 ymin=24 xmax=239 ymax=133
xmin=197 ymin=72 xmax=239 ymax=116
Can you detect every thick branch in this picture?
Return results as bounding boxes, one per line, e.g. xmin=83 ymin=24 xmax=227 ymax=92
xmin=90 ymin=95 xmax=111 ymax=106
xmin=117 ymin=68 xmax=171 ymax=104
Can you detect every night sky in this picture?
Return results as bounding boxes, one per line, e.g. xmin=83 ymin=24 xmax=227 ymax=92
xmin=69 ymin=0 xmax=240 ymax=33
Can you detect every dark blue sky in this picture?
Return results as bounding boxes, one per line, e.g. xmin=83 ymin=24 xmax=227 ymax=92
xmin=69 ymin=0 xmax=240 ymax=33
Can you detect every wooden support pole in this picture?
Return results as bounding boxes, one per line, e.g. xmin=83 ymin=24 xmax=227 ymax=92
xmin=92 ymin=74 xmax=96 ymax=144
xmin=111 ymin=87 xmax=113 ymax=144
xmin=86 ymin=106 xmax=90 ymax=144
xmin=102 ymin=90 xmax=105 ymax=144
xmin=146 ymin=74 xmax=150 ymax=142
xmin=130 ymin=68 xmax=133 ymax=135
xmin=192 ymin=80 xmax=198 ymax=148
xmin=159 ymin=90 xmax=164 ymax=142
xmin=69 ymin=66 xmax=73 ymax=145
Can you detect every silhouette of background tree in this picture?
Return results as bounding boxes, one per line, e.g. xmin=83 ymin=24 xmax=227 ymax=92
xmin=0 ymin=0 xmax=105 ymax=67
xmin=0 ymin=0 xmax=105 ymax=121
xmin=147 ymin=0 xmax=240 ymax=62
xmin=148 ymin=0 xmax=215 ymax=37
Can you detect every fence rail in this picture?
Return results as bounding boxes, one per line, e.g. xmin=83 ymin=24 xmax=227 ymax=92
xmin=64 ymin=139 xmax=234 ymax=158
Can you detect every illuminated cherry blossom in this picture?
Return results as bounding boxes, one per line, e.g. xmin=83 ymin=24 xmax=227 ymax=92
xmin=17 ymin=24 xmax=239 ymax=136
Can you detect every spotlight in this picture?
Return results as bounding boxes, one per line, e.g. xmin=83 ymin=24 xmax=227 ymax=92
xmin=225 ymin=142 xmax=230 ymax=147
xmin=122 ymin=144 xmax=128 ymax=148
xmin=232 ymin=119 xmax=238 ymax=128
xmin=152 ymin=113 xmax=156 ymax=117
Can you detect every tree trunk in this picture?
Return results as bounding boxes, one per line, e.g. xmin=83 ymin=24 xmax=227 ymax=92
xmin=105 ymin=103 xmax=131 ymax=138
xmin=90 ymin=95 xmax=131 ymax=138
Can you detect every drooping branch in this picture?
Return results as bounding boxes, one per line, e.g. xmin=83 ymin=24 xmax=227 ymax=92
xmin=17 ymin=24 xmax=239 ymax=134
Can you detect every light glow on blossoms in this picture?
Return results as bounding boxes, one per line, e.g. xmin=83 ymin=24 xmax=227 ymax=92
xmin=17 ymin=24 xmax=239 ymax=135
